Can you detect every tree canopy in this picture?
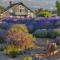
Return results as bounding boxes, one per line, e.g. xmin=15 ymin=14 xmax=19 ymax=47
xmin=56 ymin=0 xmax=60 ymax=16
xmin=35 ymin=8 xmax=52 ymax=18
xmin=0 ymin=5 xmax=4 ymax=15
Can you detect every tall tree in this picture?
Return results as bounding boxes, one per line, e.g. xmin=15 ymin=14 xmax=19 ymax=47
xmin=0 ymin=5 xmax=4 ymax=15
xmin=56 ymin=0 xmax=60 ymax=16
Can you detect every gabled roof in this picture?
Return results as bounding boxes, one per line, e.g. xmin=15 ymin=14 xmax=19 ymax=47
xmin=5 ymin=2 xmax=34 ymax=12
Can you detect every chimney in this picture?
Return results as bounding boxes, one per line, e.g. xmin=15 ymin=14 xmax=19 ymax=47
xmin=9 ymin=1 xmax=12 ymax=6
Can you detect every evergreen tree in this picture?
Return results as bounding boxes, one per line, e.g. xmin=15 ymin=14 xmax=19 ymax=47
xmin=56 ymin=0 xmax=60 ymax=16
xmin=0 ymin=5 xmax=4 ymax=15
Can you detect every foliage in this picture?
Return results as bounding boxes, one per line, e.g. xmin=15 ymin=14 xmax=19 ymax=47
xmin=54 ymin=28 xmax=60 ymax=36
xmin=6 ymin=24 xmax=36 ymax=52
xmin=4 ymin=45 xmax=20 ymax=57
xmin=56 ymin=41 xmax=60 ymax=45
xmin=47 ymin=30 xmax=57 ymax=38
xmin=33 ymin=29 xmax=57 ymax=38
xmin=43 ymin=11 xmax=52 ymax=18
xmin=2 ymin=17 xmax=60 ymax=29
xmin=0 ymin=29 xmax=6 ymax=44
xmin=42 ymin=22 xmax=53 ymax=29
xmin=0 ymin=23 xmax=12 ymax=29
xmin=27 ymin=24 xmax=35 ymax=33
xmin=0 ymin=37 xmax=5 ymax=44
xmin=56 ymin=0 xmax=60 ymax=16
xmin=37 ymin=12 xmax=44 ymax=17
xmin=23 ymin=57 xmax=32 ymax=60
xmin=55 ymin=21 xmax=60 ymax=27
xmin=36 ymin=9 xmax=52 ymax=18
xmin=8 ymin=24 xmax=28 ymax=33
xmin=33 ymin=29 xmax=47 ymax=38
xmin=0 ymin=5 xmax=4 ymax=15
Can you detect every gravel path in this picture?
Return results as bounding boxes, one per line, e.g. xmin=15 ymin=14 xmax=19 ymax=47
xmin=0 ymin=48 xmax=60 ymax=60
xmin=0 ymin=43 xmax=60 ymax=60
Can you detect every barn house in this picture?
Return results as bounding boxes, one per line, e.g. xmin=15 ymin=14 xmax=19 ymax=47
xmin=1 ymin=1 xmax=36 ymax=18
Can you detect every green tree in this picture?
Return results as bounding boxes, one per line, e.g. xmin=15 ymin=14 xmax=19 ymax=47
xmin=0 ymin=5 xmax=4 ymax=15
xmin=36 ymin=9 xmax=52 ymax=18
xmin=56 ymin=0 xmax=60 ymax=16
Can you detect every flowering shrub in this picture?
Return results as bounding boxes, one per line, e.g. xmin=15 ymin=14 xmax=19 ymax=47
xmin=33 ymin=29 xmax=57 ymax=38
xmin=2 ymin=18 xmax=60 ymax=29
xmin=5 ymin=24 xmax=36 ymax=56
xmin=0 ymin=22 xmax=13 ymax=29
xmin=43 ymin=22 xmax=53 ymax=29
xmin=33 ymin=29 xmax=47 ymax=38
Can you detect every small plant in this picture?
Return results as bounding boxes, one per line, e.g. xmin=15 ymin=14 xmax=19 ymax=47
xmin=55 ymin=21 xmax=60 ymax=27
xmin=4 ymin=45 xmax=19 ymax=58
xmin=0 ymin=37 xmax=5 ymax=44
xmin=23 ymin=57 xmax=32 ymax=60
xmin=8 ymin=50 xmax=18 ymax=58
xmin=56 ymin=41 xmax=60 ymax=45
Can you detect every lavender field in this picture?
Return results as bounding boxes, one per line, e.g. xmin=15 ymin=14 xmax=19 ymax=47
xmin=0 ymin=17 xmax=60 ymax=60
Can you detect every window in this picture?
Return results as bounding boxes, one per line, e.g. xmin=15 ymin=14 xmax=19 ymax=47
xmin=15 ymin=5 xmax=28 ymax=15
xmin=19 ymin=5 xmax=24 ymax=9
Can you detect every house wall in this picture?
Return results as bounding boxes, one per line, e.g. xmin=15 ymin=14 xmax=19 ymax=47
xmin=1 ymin=4 xmax=36 ymax=18
xmin=27 ymin=10 xmax=36 ymax=18
xmin=12 ymin=5 xmax=27 ymax=15
xmin=8 ymin=4 xmax=28 ymax=16
xmin=0 ymin=5 xmax=18 ymax=18
xmin=0 ymin=11 xmax=10 ymax=19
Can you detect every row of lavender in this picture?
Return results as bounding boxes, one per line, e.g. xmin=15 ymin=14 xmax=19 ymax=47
xmin=0 ymin=18 xmax=60 ymax=39
xmin=2 ymin=18 xmax=60 ymax=29
xmin=0 ymin=18 xmax=60 ymax=31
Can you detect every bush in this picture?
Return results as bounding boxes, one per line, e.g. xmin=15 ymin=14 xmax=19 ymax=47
xmin=54 ymin=28 xmax=60 ymax=36
xmin=8 ymin=50 xmax=18 ymax=58
xmin=0 ymin=29 xmax=6 ymax=37
xmin=0 ymin=29 xmax=6 ymax=44
xmin=37 ymin=10 xmax=52 ymax=18
xmin=44 ymin=22 xmax=53 ymax=29
xmin=56 ymin=42 xmax=60 ymax=45
xmin=55 ymin=21 xmax=60 ymax=27
xmin=23 ymin=56 xmax=32 ymax=60
xmin=33 ymin=29 xmax=57 ymax=38
xmin=33 ymin=29 xmax=47 ymax=38
xmin=0 ymin=22 xmax=12 ymax=29
xmin=0 ymin=37 xmax=5 ymax=44
xmin=6 ymin=24 xmax=36 ymax=56
xmin=47 ymin=30 xmax=57 ymax=38
xmin=4 ymin=45 xmax=19 ymax=58
xmin=27 ymin=24 xmax=35 ymax=33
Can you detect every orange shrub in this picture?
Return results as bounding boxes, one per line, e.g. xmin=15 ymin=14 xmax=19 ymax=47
xmin=7 ymin=24 xmax=36 ymax=50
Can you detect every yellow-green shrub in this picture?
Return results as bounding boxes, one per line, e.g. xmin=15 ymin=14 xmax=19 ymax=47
xmin=6 ymin=24 xmax=36 ymax=56
xmin=37 ymin=10 xmax=52 ymax=18
xmin=23 ymin=57 xmax=32 ymax=60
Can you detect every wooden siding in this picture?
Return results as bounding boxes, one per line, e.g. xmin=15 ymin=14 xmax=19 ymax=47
xmin=1 ymin=3 xmax=36 ymax=18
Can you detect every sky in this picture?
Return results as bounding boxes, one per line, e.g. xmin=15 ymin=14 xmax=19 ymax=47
xmin=0 ymin=0 xmax=56 ymax=10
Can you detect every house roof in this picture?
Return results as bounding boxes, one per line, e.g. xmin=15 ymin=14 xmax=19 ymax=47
xmin=5 ymin=2 xmax=34 ymax=12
